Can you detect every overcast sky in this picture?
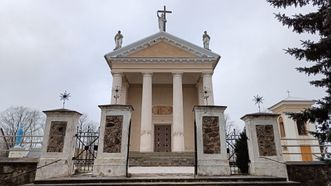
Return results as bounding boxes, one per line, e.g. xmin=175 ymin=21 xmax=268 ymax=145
xmin=0 ymin=0 xmax=325 ymax=129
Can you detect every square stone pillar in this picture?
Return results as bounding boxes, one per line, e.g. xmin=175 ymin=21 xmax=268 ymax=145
xmin=93 ymin=105 xmax=133 ymax=177
xmin=35 ymin=109 xmax=81 ymax=180
xmin=193 ymin=106 xmax=230 ymax=176
xmin=241 ymin=113 xmax=287 ymax=178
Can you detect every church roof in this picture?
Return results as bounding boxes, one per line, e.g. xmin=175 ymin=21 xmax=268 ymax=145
xmin=268 ymin=97 xmax=315 ymax=111
xmin=105 ymin=32 xmax=220 ymax=60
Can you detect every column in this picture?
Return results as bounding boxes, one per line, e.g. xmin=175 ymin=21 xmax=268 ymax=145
xmin=172 ymin=73 xmax=185 ymax=152
xmin=35 ymin=109 xmax=81 ymax=180
xmin=140 ymin=73 xmax=153 ymax=152
xmin=111 ymin=73 xmax=122 ymax=104
xmin=93 ymin=105 xmax=133 ymax=177
xmin=241 ymin=113 xmax=287 ymax=178
xmin=193 ymin=106 xmax=230 ymax=175
xmin=202 ymin=73 xmax=214 ymax=105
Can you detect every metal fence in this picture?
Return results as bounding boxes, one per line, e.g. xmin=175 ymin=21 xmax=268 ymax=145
xmin=280 ymin=138 xmax=331 ymax=161
xmin=226 ymin=129 xmax=241 ymax=174
xmin=0 ymin=133 xmax=43 ymax=157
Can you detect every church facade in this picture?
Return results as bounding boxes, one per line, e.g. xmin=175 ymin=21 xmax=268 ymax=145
xmin=104 ymin=31 xmax=220 ymax=153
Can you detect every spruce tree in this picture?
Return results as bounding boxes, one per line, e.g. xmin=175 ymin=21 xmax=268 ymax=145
xmin=234 ymin=130 xmax=249 ymax=174
xmin=267 ymin=0 xmax=331 ymax=143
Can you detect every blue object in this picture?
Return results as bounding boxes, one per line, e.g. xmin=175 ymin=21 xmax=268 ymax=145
xmin=15 ymin=127 xmax=24 ymax=147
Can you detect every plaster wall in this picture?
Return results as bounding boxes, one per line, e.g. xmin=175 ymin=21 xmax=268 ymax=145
xmin=128 ymin=41 xmax=196 ymax=57
xmin=279 ymin=113 xmax=320 ymax=161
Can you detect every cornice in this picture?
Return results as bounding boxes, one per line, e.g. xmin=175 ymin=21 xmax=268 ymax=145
xmin=109 ymin=57 xmax=215 ymax=64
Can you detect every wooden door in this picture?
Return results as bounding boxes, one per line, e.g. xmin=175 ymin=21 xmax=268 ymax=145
xmin=154 ymin=125 xmax=171 ymax=152
xmin=300 ymin=145 xmax=313 ymax=161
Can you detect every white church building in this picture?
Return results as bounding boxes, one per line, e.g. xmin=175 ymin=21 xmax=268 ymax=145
xmin=105 ymin=31 xmax=219 ymax=153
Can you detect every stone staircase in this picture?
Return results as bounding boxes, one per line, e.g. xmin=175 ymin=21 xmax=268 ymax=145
xmin=128 ymin=152 xmax=195 ymax=167
xmin=26 ymin=152 xmax=301 ymax=185
xmin=27 ymin=175 xmax=301 ymax=185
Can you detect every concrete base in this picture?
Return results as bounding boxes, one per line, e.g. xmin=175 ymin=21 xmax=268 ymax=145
xmin=93 ymin=158 xmax=127 ymax=177
xmin=8 ymin=147 xmax=28 ymax=158
xmin=198 ymin=159 xmax=230 ymax=176
xmin=35 ymin=158 xmax=73 ymax=180
xmin=249 ymin=160 xmax=287 ymax=178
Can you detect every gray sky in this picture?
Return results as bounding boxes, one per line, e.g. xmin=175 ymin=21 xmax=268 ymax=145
xmin=0 ymin=0 xmax=325 ymax=129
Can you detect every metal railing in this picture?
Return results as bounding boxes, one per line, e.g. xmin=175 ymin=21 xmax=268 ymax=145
xmin=280 ymin=138 xmax=331 ymax=160
xmin=0 ymin=134 xmax=43 ymax=157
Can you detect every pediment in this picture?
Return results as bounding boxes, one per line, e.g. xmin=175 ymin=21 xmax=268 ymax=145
xmin=128 ymin=41 xmax=196 ymax=57
xmin=105 ymin=32 xmax=220 ymax=59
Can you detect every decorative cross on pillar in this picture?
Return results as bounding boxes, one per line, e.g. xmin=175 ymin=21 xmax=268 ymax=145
xmin=157 ymin=5 xmax=172 ymax=32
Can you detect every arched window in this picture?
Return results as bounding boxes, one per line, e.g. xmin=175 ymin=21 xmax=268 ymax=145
xmin=278 ymin=117 xmax=286 ymax=138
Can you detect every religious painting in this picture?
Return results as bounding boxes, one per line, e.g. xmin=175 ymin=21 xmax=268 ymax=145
xmin=47 ymin=121 xmax=67 ymax=152
xmin=152 ymin=106 xmax=173 ymax=115
xmin=103 ymin=115 xmax=123 ymax=153
xmin=256 ymin=125 xmax=277 ymax=156
xmin=202 ymin=116 xmax=221 ymax=154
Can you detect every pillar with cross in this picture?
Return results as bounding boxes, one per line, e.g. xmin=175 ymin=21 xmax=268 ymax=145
xmin=157 ymin=6 xmax=172 ymax=32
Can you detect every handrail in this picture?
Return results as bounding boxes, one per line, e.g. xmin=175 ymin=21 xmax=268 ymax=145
xmin=259 ymin=156 xmax=286 ymax=165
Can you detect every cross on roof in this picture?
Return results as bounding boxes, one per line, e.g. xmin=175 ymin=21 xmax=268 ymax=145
xmin=157 ymin=6 xmax=172 ymax=32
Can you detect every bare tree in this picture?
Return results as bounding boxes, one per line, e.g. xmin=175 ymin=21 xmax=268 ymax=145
xmin=78 ymin=114 xmax=99 ymax=132
xmin=0 ymin=106 xmax=45 ymax=148
xmin=225 ymin=114 xmax=240 ymax=137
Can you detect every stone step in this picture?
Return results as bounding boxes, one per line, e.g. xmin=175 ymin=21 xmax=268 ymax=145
xmin=128 ymin=152 xmax=195 ymax=167
xmin=28 ymin=176 xmax=301 ymax=186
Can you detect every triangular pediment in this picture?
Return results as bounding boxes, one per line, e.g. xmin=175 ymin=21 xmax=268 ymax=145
xmin=105 ymin=32 xmax=220 ymax=59
xmin=128 ymin=41 xmax=196 ymax=57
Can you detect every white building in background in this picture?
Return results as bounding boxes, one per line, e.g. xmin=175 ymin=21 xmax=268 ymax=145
xmin=269 ymin=97 xmax=321 ymax=161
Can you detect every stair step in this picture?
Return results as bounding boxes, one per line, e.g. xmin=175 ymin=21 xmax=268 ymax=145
xmin=29 ymin=176 xmax=300 ymax=186
xmin=128 ymin=152 xmax=195 ymax=167
xmin=27 ymin=181 xmax=300 ymax=185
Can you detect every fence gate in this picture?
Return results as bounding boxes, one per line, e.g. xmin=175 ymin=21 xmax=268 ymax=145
xmin=73 ymin=127 xmax=99 ymax=173
xmin=226 ymin=129 xmax=240 ymax=174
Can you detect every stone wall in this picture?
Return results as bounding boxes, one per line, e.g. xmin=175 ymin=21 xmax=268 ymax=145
xmin=0 ymin=158 xmax=38 ymax=186
xmin=202 ymin=116 xmax=220 ymax=154
xmin=287 ymin=161 xmax=331 ymax=186
xmin=256 ymin=125 xmax=277 ymax=156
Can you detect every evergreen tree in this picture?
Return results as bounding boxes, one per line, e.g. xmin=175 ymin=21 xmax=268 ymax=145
xmin=234 ymin=130 xmax=249 ymax=174
xmin=267 ymin=0 xmax=331 ymax=142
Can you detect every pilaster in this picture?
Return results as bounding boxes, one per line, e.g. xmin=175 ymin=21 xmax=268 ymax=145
xmin=111 ymin=73 xmax=123 ymax=104
xmin=202 ymin=73 xmax=214 ymax=105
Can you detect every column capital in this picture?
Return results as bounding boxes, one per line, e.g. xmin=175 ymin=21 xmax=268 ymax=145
xmin=142 ymin=72 xmax=153 ymax=77
xmin=202 ymin=72 xmax=213 ymax=77
xmin=172 ymin=72 xmax=183 ymax=77
xmin=112 ymin=72 xmax=123 ymax=77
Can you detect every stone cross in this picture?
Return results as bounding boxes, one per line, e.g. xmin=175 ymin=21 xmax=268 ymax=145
xmin=157 ymin=6 xmax=172 ymax=32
